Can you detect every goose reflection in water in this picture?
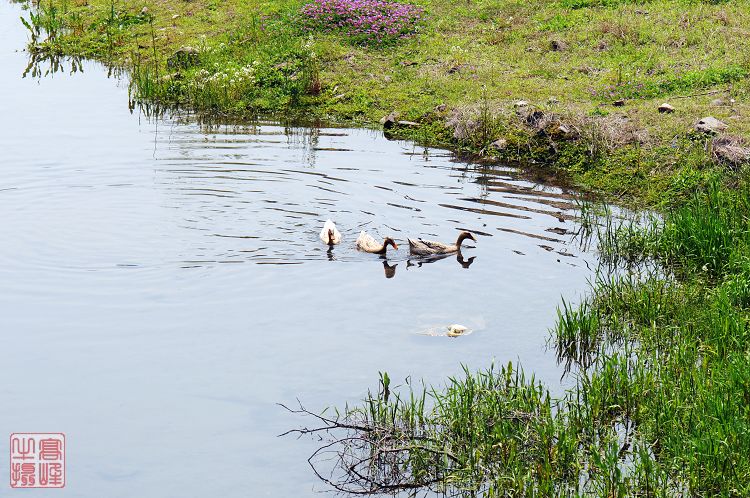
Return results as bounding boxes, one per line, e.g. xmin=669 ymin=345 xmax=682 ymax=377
xmin=379 ymin=250 xmax=474 ymax=278
xmin=406 ymin=251 xmax=476 ymax=270
xmin=382 ymin=261 xmax=398 ymax=279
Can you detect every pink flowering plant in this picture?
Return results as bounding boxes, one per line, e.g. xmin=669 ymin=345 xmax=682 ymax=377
xmin=300 ymin=0 xmax=425 ymax=45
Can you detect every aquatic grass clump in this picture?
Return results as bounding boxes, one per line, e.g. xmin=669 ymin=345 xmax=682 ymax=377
xmin=284 ymin=366 xmax=583 ymax=495
xmin=657 ymin=181 xmax=750 ymax=279
xmin=300 ymin=0 xmax=425 ymax=45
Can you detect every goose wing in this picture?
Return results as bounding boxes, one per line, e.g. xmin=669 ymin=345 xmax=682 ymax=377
xmin=356 ymin=231 xmax=381 ymax=252
xmin=409 ymin=238 xmax=455 ymax=255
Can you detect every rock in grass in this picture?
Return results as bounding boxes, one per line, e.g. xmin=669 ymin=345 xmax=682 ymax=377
xmin=524 ymin=109 xmax=547 ymax=128
xmin=167 ymin=46 xmax=199 ymax=69
xmin=547 ymin=121 xmax=579 ymax=140
xmin=695 ymin=116 xmax=728 ymax=135
xmin=658 ymin=103 xmax=675 ymax=113
xmin=521 ymin=108 xmax=578 ymax=139
xmin=556 ymin=123 xmax=577 ymax=139
xmin=514 ymin=100 xmax=529 ymax=108
xmin=397 ymin=120 xmax=419 ymax=127
xmin=379 ymin=111 xmax=399 ymax=129
xmin=612 ymin=99 xmax=625 ymax=107
xmin=711 ymin=98 xmax=727 ymax=106
xmin=712 ymin=135 xmax=750 ymax=167
xmin=551 ymin=39 xmax=568 ymax=51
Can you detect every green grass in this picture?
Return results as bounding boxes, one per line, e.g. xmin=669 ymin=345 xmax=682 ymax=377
xmin=18 ymin=0 xmax=750 ymax=207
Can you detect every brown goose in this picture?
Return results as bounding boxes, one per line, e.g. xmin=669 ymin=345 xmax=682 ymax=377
xmin=356 ymin=230 xmax=398 ymax=254
xmin=408 ymin=231 xmax=476 ymax=256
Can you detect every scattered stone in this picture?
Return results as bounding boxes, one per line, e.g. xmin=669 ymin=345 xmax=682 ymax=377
xmin=397 ymin=120 xmax=419 ymax=127
xmin=171 ymin=14 xmax=180 ymax=20
xmin=613 ymin=99 xmax=625 ymax=107
xmin=519 ymin=107 xmax=578 ymax=139
xmin=523 ymin=109 xmax=580 ymax=140
xmin=383 ymin=75 xmax=392 ymax=83
xmin=550 ymin=39 xmax=568 ymax=51
xmin=658 ymin=103 xmax=675 ymax=113
xmin=524 ymin=109 xmax=547 ymax=128
xmin=546 ymin=121 xmax=579 ymax=140
xmin=557 ymin=123 xmax=576 ymax=138
xmin=695 ymin=116 xmax=728 ymax=134
xmin=333 ymin=93 xmax=346 ymax=101
xmin=400 ymin=60 xmax=418 ymax=67
xmin=711 ymin=98 xmax=727 ymax=106
xmin=434 ymin=103 xmax=447 ymax=113
xmin=447 ymin=64 xmax=464 ymax=74
xmin=548 ymin=97 xmax=559 ymax=105
xmin=140 ymin=6 xmax=149 ymax=15
xmin=514 ymin=100 xmax=529 ymax=108
xmin=379 ymin=111 xmax=400 ymax=129
xmin=491 ymin=138 xmax=508 ymax=150
xmin=167 ymin=46 xmax=199 ymax=69
xmin=712 ymin=135 xmax=750 ymax=167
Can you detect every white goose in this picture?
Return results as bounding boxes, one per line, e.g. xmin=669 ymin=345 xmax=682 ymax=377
xmin=356 ymin=230 xmax=398 ymax=254
xmin=319 ymin=219 xmax=342 ymax=245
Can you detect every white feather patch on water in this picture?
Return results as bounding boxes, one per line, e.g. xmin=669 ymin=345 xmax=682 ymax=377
xmin=417 ymin=324 xmax=474 ymax=338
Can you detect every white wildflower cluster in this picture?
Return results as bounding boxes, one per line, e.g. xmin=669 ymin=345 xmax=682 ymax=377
xmin=194 ymin=62 xmax=259 ymax=89
xmin=303 ymin=35 xmax=317 ymax=60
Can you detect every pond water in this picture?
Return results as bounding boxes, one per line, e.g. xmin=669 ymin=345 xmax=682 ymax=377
xmin=0 ymin=2 xmax=596 ymax=496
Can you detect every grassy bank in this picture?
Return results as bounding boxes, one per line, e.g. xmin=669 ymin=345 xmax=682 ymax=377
xmin=19 ymin=0 xmax=750 ymax=206
xmin=289 ymin=180 xmax=750 ymax=496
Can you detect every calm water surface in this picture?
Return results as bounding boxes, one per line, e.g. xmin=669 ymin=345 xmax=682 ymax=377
xmin=0 ymin=3 xmax=595 ymax=496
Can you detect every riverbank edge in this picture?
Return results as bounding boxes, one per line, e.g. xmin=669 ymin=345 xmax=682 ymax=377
xmin=19 ymin=0 xmax=747 ymax=210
